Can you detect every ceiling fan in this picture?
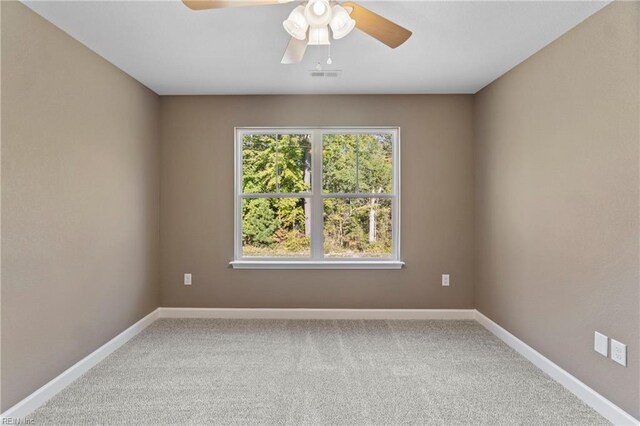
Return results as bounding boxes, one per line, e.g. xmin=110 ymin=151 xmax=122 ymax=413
xmin=182 ymin=0 xmax=412 ymax=64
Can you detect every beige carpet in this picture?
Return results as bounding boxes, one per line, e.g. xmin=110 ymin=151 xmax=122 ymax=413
xmin=29 ymin=319 xmax=607 ymax=425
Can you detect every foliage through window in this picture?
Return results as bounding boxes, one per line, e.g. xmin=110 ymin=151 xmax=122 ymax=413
xmin=235 ymin=128 xmax=400 ymax=264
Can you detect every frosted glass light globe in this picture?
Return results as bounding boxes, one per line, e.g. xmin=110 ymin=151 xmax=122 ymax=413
xmin=312 ymin=1 xmax=326 ymax=16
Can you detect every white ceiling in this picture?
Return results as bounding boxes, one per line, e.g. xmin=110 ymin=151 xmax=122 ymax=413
xmin=23 ymin=0 xmax=609 ymax=95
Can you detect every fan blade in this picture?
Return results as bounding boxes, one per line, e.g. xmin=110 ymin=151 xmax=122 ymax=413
xmin=342 ymin=2 xmax=411 ymax=48
xmin=281 ymin=37 xmax=308 ymax=64
xmin=183 ymin=0 xmax=293 ymax=10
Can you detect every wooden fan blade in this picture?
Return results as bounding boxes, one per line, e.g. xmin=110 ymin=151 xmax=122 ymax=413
xmin=281 ymin=37 xmax=308 ymax=64
xmin=342 ymin=2 xmax=412 ymax=48
xmin=183 ymin=0 xmax=293 ymax=10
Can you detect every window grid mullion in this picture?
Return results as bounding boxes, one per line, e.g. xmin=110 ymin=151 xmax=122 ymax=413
xmin=275 ymin=134 xmax=279 ymax=193
xmin=311 ymin=130 xmax=324 ymax=260
xmin=240 ymin=193 xmax=313 ymax=198
xmin=355 ymin=134 xmax=359 ymax=194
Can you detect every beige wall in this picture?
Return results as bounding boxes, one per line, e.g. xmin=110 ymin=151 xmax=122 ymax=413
xmin=160 ymin=95 xmax=475 ymax=309
xmin=1 ymin=2 xmax=160 ymax=411
xmin=474 ymin=1 xmax=640 ymax=418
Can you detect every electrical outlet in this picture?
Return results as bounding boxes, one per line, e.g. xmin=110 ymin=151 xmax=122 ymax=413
xmin=184 ymin=273 xmax=192 ymax=286
xmin=611 ymin=339 xmax=626 ymax=367
xmin=594 ymin=332 xmax=608 ymax=357
xmin=442 ymin=274 xmax=450 ymax=287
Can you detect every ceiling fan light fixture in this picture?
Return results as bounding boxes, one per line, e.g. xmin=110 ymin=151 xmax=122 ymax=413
xmin=304 ymin=0 xmax=332 ymax=26
xmin=283 ymin=5 xmax=309 ymax=40
xmin=312 ymin=1 xmax=326 ymax=16
xmin=182 ymin=0 xmax=412 ymax=65
xmin=307 ymin=26 xmax=330 ymax=45
xmin=329 ymin=5 xmax=356 ymax=40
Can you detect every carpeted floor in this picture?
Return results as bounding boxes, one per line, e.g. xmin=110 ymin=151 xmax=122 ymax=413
xmin=29 ymin=319 xmax=607 ymax=425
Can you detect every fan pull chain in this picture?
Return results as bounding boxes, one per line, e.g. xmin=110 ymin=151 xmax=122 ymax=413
xmin=327 ymin=44 xmax=332 ymax=65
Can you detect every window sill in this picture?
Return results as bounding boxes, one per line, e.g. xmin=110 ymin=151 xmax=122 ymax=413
xmin=230 ymin=260 xmax=405 ymax=270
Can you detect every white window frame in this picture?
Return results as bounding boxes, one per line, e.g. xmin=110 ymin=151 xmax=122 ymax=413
xmin=231 ymin=127 xmax=403 ymax=270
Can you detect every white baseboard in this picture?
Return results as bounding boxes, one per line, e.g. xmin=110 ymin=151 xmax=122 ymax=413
xmin=475 ymin=310 xmax=639 ymax=426
xmin=1 ymin=308 xmax=159 ymax=420
xmin=157 ymin=307 xmax=476 ymax=320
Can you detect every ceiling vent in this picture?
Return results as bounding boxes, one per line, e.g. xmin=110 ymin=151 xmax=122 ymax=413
xmin=308 ymin=70 xmax=342 ymax=78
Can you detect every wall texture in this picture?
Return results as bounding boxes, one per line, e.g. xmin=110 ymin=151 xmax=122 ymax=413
xmin=1 ymin=2 xmax=160 ymax=411
xmin=474 ymin=1 xmax=639 ymax=418
xmin=160 ymin=95 xmax=475 ymax=309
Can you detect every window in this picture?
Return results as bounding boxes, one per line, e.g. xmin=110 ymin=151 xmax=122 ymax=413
xmin=232 ymin=128 xmax=402 ymax=269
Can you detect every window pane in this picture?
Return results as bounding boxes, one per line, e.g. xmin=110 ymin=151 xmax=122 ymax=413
xmin=242 ymin=134 xmax=277 ymax=193
xmin=242 ymin=134 xmax=311 ymax=194
xmin=242 ymin=197 xmax=311 ymax=257
xmin=322 ymin=133 xmax=393 ymax=194
xmin=323 ymin=198 xmax=392 ymax=258
xmin=322 ymin=134 xmax=357 ymax=193
xmin=358 ymin=133 xmax=393 ymax=194
xmin=277 ymin=134 xmax=312 ymax=193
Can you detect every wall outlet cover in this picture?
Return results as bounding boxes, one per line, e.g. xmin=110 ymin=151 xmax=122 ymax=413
xmin=442 ymin=274 xmax=450 ymax=287
xmin=594 ymin=332 xmax=608 ymax=357
xmin=610 ymin=339 xmax=626 ymax=367
xmin=184 ymin=273 xmax=192 ymax=286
